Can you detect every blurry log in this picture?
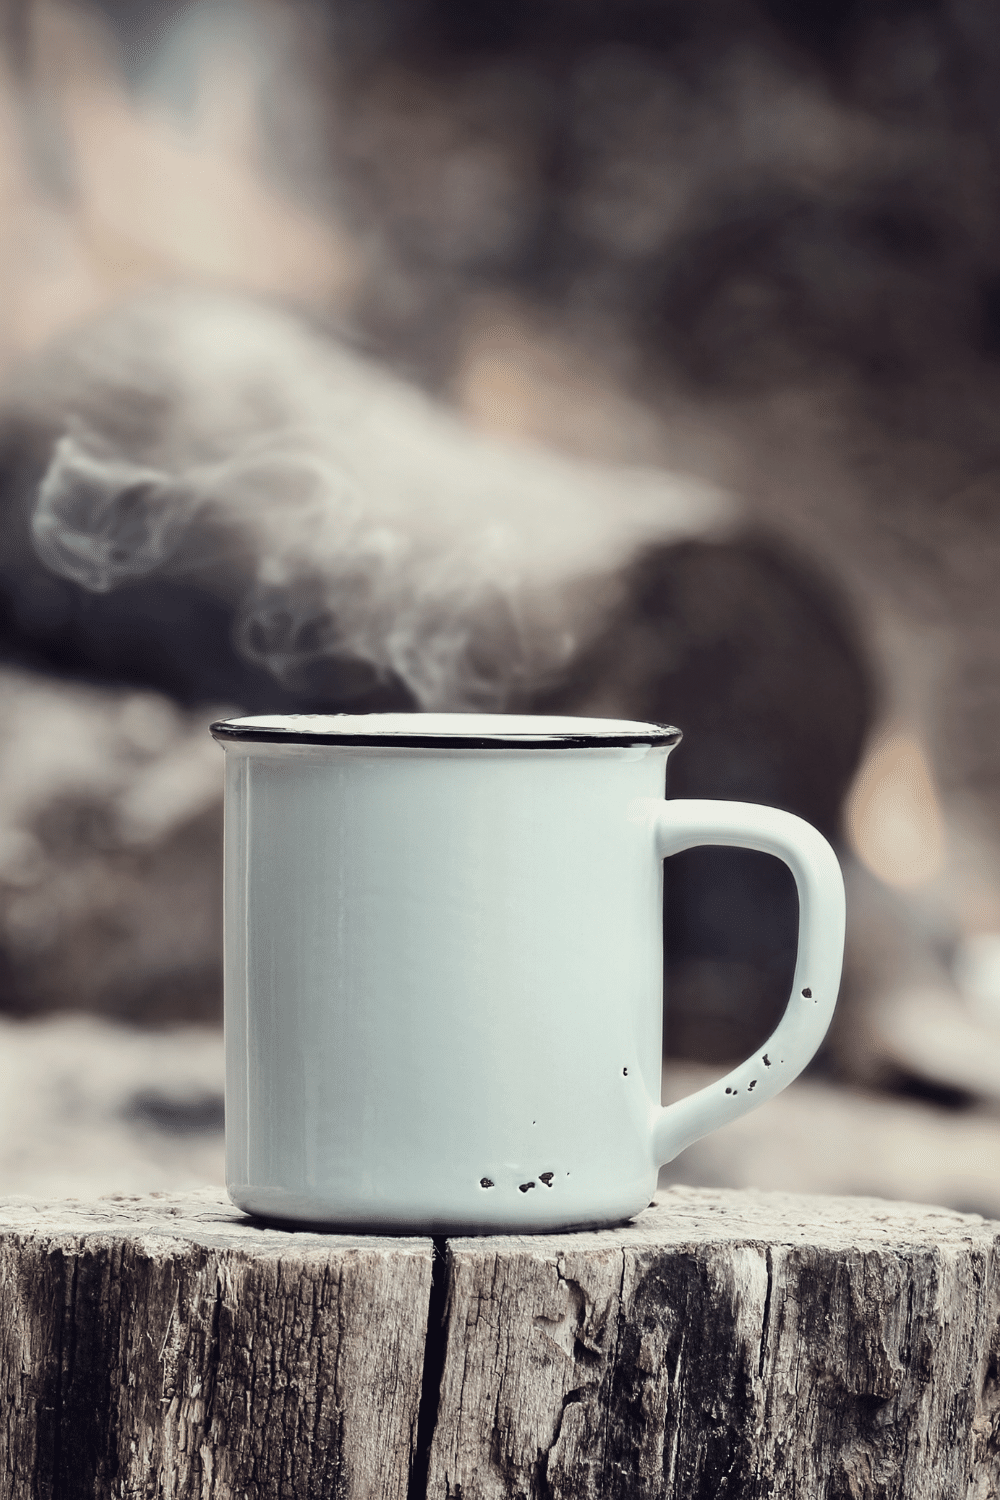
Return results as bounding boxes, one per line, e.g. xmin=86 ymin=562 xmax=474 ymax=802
xmin=0 ymin=669 xmax=226 ymax=1025
xmin=2 ymin=1187 xmax=1000 ymax=1498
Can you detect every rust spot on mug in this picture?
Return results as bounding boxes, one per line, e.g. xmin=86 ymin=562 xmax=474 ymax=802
xmin=802 ymin=987 xmax=812 ymax=998
xmin=539 ymin=1172 xmax=554 ymax=1186
xmin=480 ymin=1177 xmax=494 ymax=1189
xmin=519 ymin=1181 xmax=536 ymax=1193
xmin=622 ymin=1067 xmax=628 ymax=1076
xmin=748 ymin=1079 xmax=757 ymax=1091
xmin=762 ymin=1054 xmax=771 ymax=1067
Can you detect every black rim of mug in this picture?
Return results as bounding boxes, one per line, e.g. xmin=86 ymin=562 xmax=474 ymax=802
xmin=209 ymin=718 xmax=683 ymax=750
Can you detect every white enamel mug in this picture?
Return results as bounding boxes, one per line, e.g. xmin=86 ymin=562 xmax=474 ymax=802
xmin=211 ymin=712 xmax=845 ymax=1233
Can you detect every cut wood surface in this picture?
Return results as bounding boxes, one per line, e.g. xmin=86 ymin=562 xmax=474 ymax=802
xmin=0 ymin=1190 xmax=433 ymax=1500
xmin=432 ymin=1189 xmax=1000 ymax=1500
xmin=2 ymin=1186 xmax=1000 ymax=1498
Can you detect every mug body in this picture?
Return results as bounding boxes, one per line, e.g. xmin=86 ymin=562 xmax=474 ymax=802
xmin=215 ymin=713 xmax=679 ymax=1232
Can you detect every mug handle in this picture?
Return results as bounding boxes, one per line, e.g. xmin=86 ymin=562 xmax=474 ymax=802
xmin=650 ymin=798 xmax=846 ymax=1168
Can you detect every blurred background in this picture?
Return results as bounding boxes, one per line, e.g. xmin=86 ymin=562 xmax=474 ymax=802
xmin=3 ymin=0 xmax=1000 ymax=1213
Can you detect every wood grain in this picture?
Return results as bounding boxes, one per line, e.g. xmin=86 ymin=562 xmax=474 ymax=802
xmin=428 ymin=1186 xmax=1000 ymax=1500
xmin=3 ymin=1186 xmax=1000 ymax=1498
xmin=0 ymin=1189 xmax=433 ymax=1499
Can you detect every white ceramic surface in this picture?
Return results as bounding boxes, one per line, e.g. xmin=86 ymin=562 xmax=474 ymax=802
xmin=213 ymin=713 xmax=846 ymax=1232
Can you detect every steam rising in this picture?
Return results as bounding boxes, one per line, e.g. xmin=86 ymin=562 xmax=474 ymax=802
xmin=35 ymin=431 xmax=194 ymax=591
xmin=28 ymin=291 xmax=734 ymax=708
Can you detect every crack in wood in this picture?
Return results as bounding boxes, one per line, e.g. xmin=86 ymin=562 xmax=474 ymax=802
xmin=409 ymin=1235 xmax=451 ymax=1500
xmin=758 ymin=1246 xmax=774 ymax=1378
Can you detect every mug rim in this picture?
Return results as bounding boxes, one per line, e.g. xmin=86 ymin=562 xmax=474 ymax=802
xmin=210 ymin=712 xmax=682 ymax=751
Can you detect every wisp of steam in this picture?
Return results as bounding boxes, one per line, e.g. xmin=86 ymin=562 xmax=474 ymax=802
xmin=27 ymin=290 xmax=734 ymax=710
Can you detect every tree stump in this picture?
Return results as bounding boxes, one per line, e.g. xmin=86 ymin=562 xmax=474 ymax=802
xmin=0 ymin=1191 xmax=432 ymax=1499
xmin=2 ymin=1186 xmax=1000 ymax=1499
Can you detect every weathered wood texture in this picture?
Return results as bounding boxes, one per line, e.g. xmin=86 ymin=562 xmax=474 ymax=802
xmin=430 ymin=1188 xmax=1000 ymax=1500
xmin=0 ymin=1190 xmax=433 ymax=1499
xmin=3 ymin=1187 xmax=1000 ymax=1499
